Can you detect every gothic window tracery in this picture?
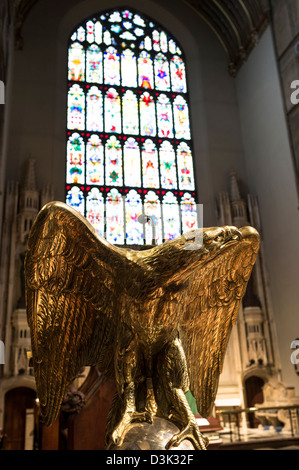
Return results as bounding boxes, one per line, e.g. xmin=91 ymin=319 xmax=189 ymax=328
xmin=66 ymin=8 xmax=198 ymax=244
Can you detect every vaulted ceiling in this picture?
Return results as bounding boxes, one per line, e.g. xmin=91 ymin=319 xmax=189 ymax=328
xmin=12 ymin=0 xmax=269 ymax=76
xmin=183 ymin=0 xmax=269 ymax=75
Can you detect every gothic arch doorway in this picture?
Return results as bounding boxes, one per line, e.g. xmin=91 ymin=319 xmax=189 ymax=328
xmin=2 ymin=387 xmax=36 ymax=450
xmin=245 ymin=376 xmax=264 ymax=428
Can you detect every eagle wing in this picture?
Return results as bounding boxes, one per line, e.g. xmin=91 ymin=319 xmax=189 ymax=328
xmin=177 ymin=226 xmax=260 ymax=417
xmin=25 ymin=201 xmax=127 ymax=425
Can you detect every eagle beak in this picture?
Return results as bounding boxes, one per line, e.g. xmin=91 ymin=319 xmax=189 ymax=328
xmin=231 ymin=230 xmax=242 ymax=241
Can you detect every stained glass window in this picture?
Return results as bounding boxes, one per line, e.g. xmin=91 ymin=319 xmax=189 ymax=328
xmin=67 ymin=84 xmax=85 ymax=130
xmin=170 ymin=55 xmax=187 ymax=92
xmin=104 ymin=47 xmax=120 ymax=85
xmin=86 ymin=188 xmax=104 ymax=235
xmin=160 ymin=141 xmax=177 ymax=189
xmin=122 ymin=90 xmax=139 ymax=135
xmin=105 ymin=88 xmax=121 ymax=133
xmin=105 ymin=136 xmax=122 ymax=186
xmin=125 ymin=190 xmax=143 ymax=244
xmin=157 ymin=94 xmax=173 ymax=138
xmin=68 ymin=42 xmax=85 ymax=81
xmin=86 ymin=134 xmax=104 ymax=184
xmin=173 ymin=95 xmax=190 ymax=139
xmin=138 ymin=51 xmax=154 ymax=89
xmin=144 ymin=191 xmax=162 ymax=244
xmin=124 ymin=138 xmax=141 ymax=187
xmin=177 ymin=142 xmax=195 ymax=190
xmin=140 ymin=91 xmax=156 ymax=137
xmin=66 ymin=186 xmax=85 ymax=215
xmin=162 ymin=192 xmax=181 ymax=241
xmin=86 ymin=86 xmax=103 ymax=132
xmin=154 ymin=53 xmax=170 ymax=91
xmin=86 ymin=44 xmax=102 ymax=83
xmin=180 ymin=193 xmax=197 ymax=234
xmin=66 ymin=8 xmax=198 ymax=245
xmin=121 ymin=49 xmax=137 ymax=87
xmin=142 ymin=139 xmax=159 ymax=188
xmin=67 ymin=132 xmax=85 ymax=184
xmin=106 ymin=188 xmax=124 ymax=244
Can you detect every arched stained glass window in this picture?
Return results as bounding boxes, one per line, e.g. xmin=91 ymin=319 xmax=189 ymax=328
xmin=66 ymin=7 xmax=198 ymax=244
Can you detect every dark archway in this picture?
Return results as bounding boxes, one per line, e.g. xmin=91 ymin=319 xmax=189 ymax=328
xmin=3 ymin=387 xmax=36 ymax=450
xmin=245 ymin=376 xmax=264 ymax=428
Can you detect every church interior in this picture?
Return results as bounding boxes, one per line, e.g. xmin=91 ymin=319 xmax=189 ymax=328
xmin=0 ymin=0 xmax=299 ymax=451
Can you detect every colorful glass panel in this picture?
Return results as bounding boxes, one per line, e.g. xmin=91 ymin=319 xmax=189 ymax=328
xmin=86 ymin=20 xmax=95 ymax=43
xmin=68 ymin=42 xmax=85 ymax=81
xmin=173 ymin=95 xmax=191 ymax=139
xmin=123 ymin=20 xmax=133 ymax=30
xmin=169 ymin=39 xmax=181 ymax=55
xmin=124 ymin=138 xmax=141 ymax=187
xmin=122 ymin=90 xmax=139 ymax=135
xmin=144 ymin=36 xmax=152 ymax=50
xmin=121 ymin=49 xmax=137 ymax=87
xmin=152 ymin=30 xmax=160 ymax=51
xmin=125 ymin=190 xmax=143 ymax=244
xmin=140 ymin=92 xmax=156 ymax=136
xmin=138 ymin=51 xmax=154 ymax=89
xmin=67 ymin=152 xmax=83 ymax=188
xmin=120 ymin=31 xmax=136 ymax=41
xmin=86 ymin=135 xmax=104 ymax=185
xmin=66 ymin=133 xmax=85 ymax=184
xmin=66 ymin=9 xmax=196 ymax=245
xmin=177 ymin=142 xmax=195 ymax=190
xmin=105 ymin=88 xmax=121 ymax=133
xmin=181 ymin=193 xmax=197 ymax=234
xmin=105 ymin=135 xmax=122 ymax=186
xmin=170 ymin=55 xmax=187 ymax=92
xmin=109 ymin=11 xmax=122 ymax=22
xmin=94 ymin=21 xmax=102 ymax=44
xmin=86 ymin=86 xmax=103 ymax=132
xmin=86 ymin=188 xmax=104 ymax=235
xmin=103 ymin=30 xmax=112 ymax=45
xmin=133 ymin=13 xmax=145 ymax=27
xmin=144 ymin=191 xmax=162 ymax=244
xmin=157 ymin=94 xmax=173 ymax=138
xmin=142 ymin=139 xmax=159 ymax=188
xmin=134 ymin=27 xmax=144 ymax=37
xmin=154 ymin=53 xmax=170 ymax=91
xmin=111 ymin=24 xmax=121 ymax=34
xmin=122 ymin=10 xmax=133 ymax=20
xmin=67 ymin=84 xmax=85 ymax=130
xmin=159 ymin=141 xmax=177 ymax=189
xmin=76 ymin=26 xmax=85 ymax=42
xmin=104 ymin=46 xmax=120 ymax=85
xmin=86 ymin=44 xmax=103 ymax=83
xmin=66 ymin=186 xmax=85 ymax=215
xmin=106 ymin=188 xmax=124 ymax=244
xmin=162 ymin=192 xmax=180 ymax=241
xmin=160 ymin=31 xmax=168 ymax=53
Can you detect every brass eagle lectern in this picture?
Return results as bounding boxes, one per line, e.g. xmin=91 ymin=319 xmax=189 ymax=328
xmin=25 ymin=202 xmax=259 ymax=450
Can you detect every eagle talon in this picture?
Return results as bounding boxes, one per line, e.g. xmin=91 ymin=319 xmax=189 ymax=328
xmin=165 ymin=424 xmax=208 ymax=450
xmin=131 ymin=410 xmax=153 ymax=424
xmin=110 ymin=410 xmax=154 ymax=447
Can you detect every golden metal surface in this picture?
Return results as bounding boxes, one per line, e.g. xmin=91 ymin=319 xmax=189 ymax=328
xmin=25 ymin=201 xmax=259 ymax=450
